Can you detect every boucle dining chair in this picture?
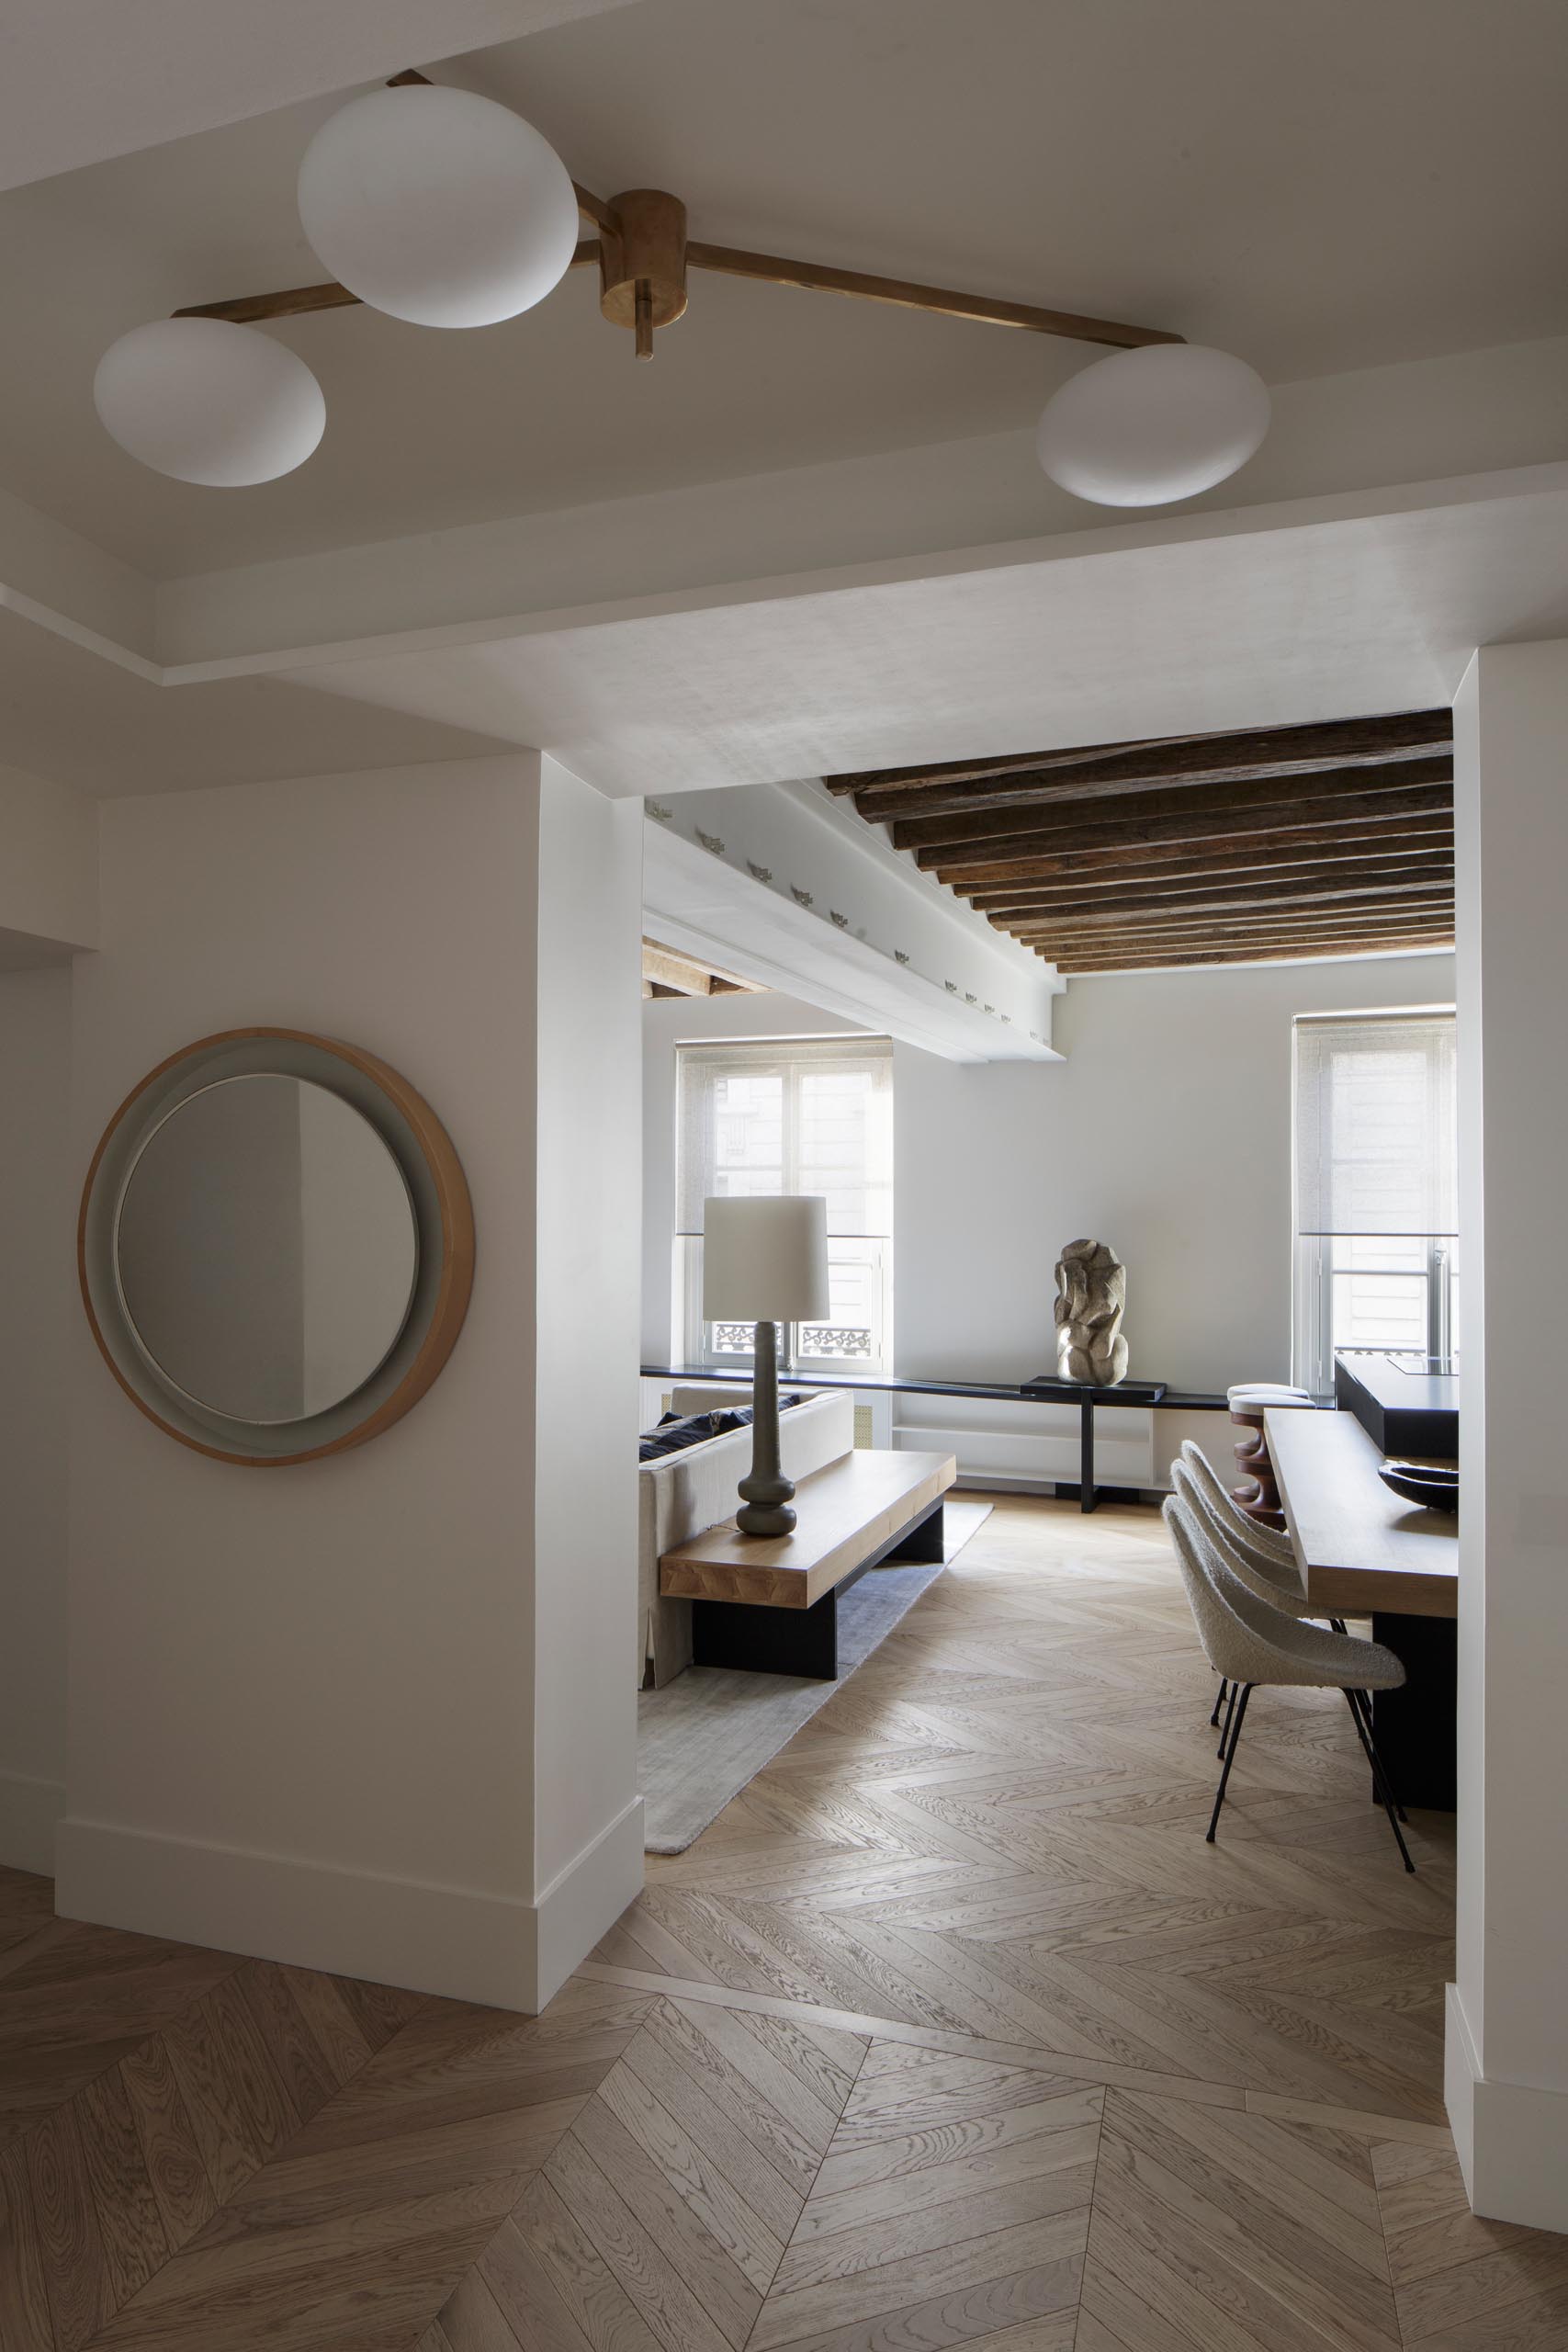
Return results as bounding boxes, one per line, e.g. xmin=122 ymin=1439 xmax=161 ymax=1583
xmin=1163 ymin=1495 xmax=1415 ymax=1870
xmin=1179 ymin=1440 xmax=1300 ymax=1571
xmin=1174 ymin=1442 xmax=1359 ymax=1742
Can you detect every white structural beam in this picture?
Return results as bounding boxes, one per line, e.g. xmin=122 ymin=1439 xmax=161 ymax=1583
xmin=644 ymin=798 xmax=1059 ymax=1065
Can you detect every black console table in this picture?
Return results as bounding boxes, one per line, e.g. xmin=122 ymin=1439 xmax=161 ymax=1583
xmin=641 ymin=1364 xmax=1226 ymax=1513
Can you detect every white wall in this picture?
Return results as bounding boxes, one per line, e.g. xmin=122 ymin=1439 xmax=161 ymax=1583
xmin=645 ymin=954 xmax=1457 ymax=1398
xmin=0 ymin=763 xmax=97 ymax=951
xmin=0 ymin=965 xmax=73 ymax=1870
xmin=1447 ymin=642 xmax=1568 ymax=2232
xmin=531 ymin=762 xmax=644 ymax=1985
xmin=57 ymin=752 xmax=642 ymax=2010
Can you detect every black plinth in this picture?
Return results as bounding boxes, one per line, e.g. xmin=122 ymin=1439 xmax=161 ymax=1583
xmin=1371 ymin=1611 xmax=1459 ymax=1811
xmin=690 ymin=1499 xmax=945 ymax=1679
xmin=1337 ymin=1352 xmax=1459 ymax=1462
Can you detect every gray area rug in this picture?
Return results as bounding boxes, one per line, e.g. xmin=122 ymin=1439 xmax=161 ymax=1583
xmin=638 ymin=1496 xmax=993 ymax=1854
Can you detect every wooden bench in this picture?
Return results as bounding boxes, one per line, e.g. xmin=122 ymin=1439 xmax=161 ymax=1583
xmin=659 ymin=1447 xmax=957 ymax=1678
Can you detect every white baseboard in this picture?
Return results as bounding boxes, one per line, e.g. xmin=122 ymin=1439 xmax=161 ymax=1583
xmin=1445 ymin=1981 xmax=1480 ymax=2194
xmin=0 ymin=1770 xmax=66 ymax=1875
xmin=534 ymin=1797 xmax=647 ymax=2010
xmin=55 ymin=1797 xmax=645 ymax=2015
xmin=1447 ymin=1980 xmax=1568 ymax=2233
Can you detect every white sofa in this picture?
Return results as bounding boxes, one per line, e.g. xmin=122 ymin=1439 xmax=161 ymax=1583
xmin=637 ymin=1384 xmax=856 ymax=1688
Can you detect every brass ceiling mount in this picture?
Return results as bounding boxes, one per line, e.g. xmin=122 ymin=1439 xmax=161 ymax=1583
xmin=598 ymin=189 xmax=688 ymax=357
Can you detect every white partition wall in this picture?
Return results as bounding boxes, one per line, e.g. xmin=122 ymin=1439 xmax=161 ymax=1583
xmin=57 ymin=752 xmax=643 ymax=2013
xmin=1448 ymin=642 xmax=1568 ymax=2229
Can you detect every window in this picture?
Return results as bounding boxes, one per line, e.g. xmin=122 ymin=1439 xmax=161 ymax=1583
xmin=1292 ymin=1010 xmax=1457 ymax=1395
xmin=675 ymin=1035 xmax=893 ymax=1374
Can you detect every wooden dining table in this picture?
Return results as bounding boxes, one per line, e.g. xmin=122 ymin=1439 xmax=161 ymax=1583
xmin=1265 ymin=1404 xmax=1458 ymax=1809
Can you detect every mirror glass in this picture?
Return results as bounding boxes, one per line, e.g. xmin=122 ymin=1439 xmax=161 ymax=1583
xmin=115 ymin=1074 xmax=419 ymax=1424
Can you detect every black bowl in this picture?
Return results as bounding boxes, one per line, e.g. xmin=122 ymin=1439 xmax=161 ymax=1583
xmin=1378 ymin=1461 xmax=1460 ymax=1514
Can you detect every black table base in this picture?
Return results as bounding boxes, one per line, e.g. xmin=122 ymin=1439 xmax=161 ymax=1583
xmin=1371 ymin=1611 xmax=1458 ymax=1811
xmin=1041 ymin=1389 xmax=1168 ymax=1513
xmin=690 ymin=1499 xmax=945 ymax=1679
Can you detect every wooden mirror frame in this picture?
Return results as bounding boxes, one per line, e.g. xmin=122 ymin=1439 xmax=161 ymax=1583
xmin=79 ymin=1028 xmax=474 ymax=1467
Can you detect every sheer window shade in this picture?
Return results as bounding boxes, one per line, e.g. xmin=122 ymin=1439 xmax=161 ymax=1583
xmin=1293 ymin=1012 xmax=1457 ymax=1238
xmin=677 ymin=1036 xmax=893 ymax=1238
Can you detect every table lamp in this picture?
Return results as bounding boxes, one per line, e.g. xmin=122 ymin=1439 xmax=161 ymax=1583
xmin=703 ymin=1194 xmax=829 ymax=1535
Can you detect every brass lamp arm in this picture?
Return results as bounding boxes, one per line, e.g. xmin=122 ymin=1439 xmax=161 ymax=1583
xmin=172 ymin=235 xmax=1178 ymax=350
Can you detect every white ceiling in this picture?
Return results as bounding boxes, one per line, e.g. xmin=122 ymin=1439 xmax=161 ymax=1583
xmin=275 ymin=471 xmax=1568 ymax=795
xmin=0 ymin=0 xmax=639 ymax=190
xmin=4 ymin=0 xmax=1568 ymax=579
xmin=0 ymin=605 xmax=510 ymax=796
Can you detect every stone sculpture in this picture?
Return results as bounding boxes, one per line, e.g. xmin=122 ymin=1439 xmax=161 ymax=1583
xmin=1055 ymin=1238 xmax=1129 ymax=1385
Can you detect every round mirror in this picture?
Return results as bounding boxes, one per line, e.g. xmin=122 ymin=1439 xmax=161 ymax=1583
xmin=115 ymin=1073 xmax=419 ymax=1425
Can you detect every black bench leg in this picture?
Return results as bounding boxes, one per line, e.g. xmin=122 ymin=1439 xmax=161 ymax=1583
xmin=692 ymin=1589 xmax=839 ymax=1679
xmin=884 ymin=1501 xmax=945 ymax=1564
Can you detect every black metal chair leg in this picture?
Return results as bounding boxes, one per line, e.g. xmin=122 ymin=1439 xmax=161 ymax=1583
xmin=1360 ymin=1698 xmax=1411 ymax=1826
xmin=1342 ymin=1689 xmax=1416 ymax=1871
xmin=1217 ymin=1678 xmax=1239 ymax=1759
xmin=1211 ymin=1675 xmax=1229 ymax=1728
xmin=1345 ymin=1685 xmax=1408 ymax=1816
xmin=1206 ymin=1683 xmax=1250 ymax=1843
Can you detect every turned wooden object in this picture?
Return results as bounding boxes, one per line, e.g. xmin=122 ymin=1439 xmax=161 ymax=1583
xmin=1230 ymin=1402 xmax=1287 ymax=1529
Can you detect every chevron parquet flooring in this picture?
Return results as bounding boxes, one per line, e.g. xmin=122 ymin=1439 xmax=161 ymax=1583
xmin=4 ymin=1493 xmax=1565 ymax=2347
xmin=597 ymin=1497 xmax=1460 ymax=2125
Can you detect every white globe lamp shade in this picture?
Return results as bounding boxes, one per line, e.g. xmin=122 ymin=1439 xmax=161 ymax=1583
xmin=93 ymin=318 xmax=326 ymax=485
xmin=1036 ymin=343 xmax=1270 ymax=507
xmin=298 ymin=84 xmax=580 ymax=329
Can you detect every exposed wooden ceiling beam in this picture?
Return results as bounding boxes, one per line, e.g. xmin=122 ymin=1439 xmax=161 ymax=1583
xmin=949 ymin=842 xmax=1457 ymax=903
xmin=959 ymin=838 xmax=1455 ymax=907
xmin=825 ymin=736 xmax=1159 ymax=796
xmin=1033 ymin=916 xmax=1457 ymax=956
xmin=828 ymin=708 xmax=1459 ymax=980
xmin=862 ymin=755 xmax=1451 ymax=825
xmin=1015 ymin=913 xmax=1457 ymax=956
xmin=1044 ymin=906 xmax=1457 ymax=943
xmin=1017 ymin=905 xmax=1458 ymax=947
xmin=931 ymin=804 xmax=1457 ymax=884
xmin=641 ymin=937 xmax=764 ymax=996
xmin=1053 ymin=930 xmax=1456 ymax=973
xmin=988 ymin=865 xmax=1453 ymax=925
xmin=1013 ymin=920 xmax=1454 ymax=959
xmin=824 ymin=709 xmax=1450 ymax=799
xmin=897 ymin=763 xmax=1453 ymax=857
xmin=840 ymin=715 xmax=1453 ymax=823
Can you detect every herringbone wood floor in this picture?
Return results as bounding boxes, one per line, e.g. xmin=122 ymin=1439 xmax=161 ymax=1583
xmin=5 ymin=1495 xmax=1565 ymax=2348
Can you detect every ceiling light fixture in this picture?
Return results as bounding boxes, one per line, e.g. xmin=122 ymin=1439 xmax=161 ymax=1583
xmin=92 ymin=315 xmax=326 ymax=486
xmin=297 ymin=82 xmax=581 ymax=328
xmin=93 ymin=69 xmax=1268 ymax=504
xmin=1035 ymin=342 xmax=1270 ymax=506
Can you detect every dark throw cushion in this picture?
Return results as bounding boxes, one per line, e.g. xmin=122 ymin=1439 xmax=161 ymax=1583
xmin=637 ymin=1391 xmax=809 ymax=1460
xmin=638 ymin=1411 xmax=723 ymax=1462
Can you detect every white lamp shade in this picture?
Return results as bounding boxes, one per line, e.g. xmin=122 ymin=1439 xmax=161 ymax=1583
xmin=93 ymin=318 xmax=326 ymax=485
xmin=1036 ymin=343 xmax=1270 ymax=507
xmin=703 ymin=1195 xmax=829 ymax=1324
xmin=297 ymin=84 xmax=580 ymax=330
